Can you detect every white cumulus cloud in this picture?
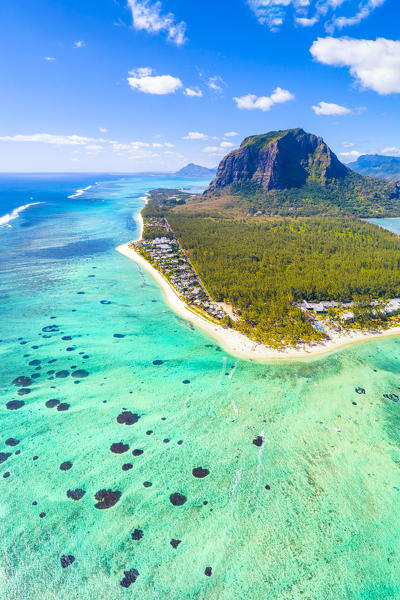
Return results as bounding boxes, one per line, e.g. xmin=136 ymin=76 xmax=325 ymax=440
xmin=224 ymin=131 xmax=239 ymax=137
xmin=74 ymin=40 xmax=85 ymax=48
xmin=127 ymin=0 xmax=187 ymax=45
xmin=0 ymin=134 xmax=99 ymax=146
xmin=234 ymin=87 xmax=294 ymax=111
xmin=184 ymin=88 xmax=203 ymax=97
xmin=312 ymin=101 xmax=352 ymax=115
xmin=203 ymin=141 xmax=236 ymax=156
xmin=183 ymin=132 xmax=208 ymax=140
xmin=127 ymin=67 xmax=183 ymax=95
xmin=44 ymin=56 xmax=56 ymax=61
xmin=339 ymin=150 xmax=363 ymax=161
xmin=310 ymin=37 xmax=400 ymax=95
xmin=381 ymin=147 xmax=400 ymax=157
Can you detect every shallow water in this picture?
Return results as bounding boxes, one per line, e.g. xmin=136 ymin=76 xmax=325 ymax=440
xmin=1 ymin=176 xmax=400 ymax=599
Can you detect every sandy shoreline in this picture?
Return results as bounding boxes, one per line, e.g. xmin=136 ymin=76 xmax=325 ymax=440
xmin=116 ymin=241 xmax=400 ymax=362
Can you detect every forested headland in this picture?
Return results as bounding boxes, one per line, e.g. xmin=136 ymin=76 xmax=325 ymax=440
xmin=139 ymin=189 xmax=400 ymax=348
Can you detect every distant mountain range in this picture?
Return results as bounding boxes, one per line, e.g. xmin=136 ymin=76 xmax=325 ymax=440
xmin=348 ymin=154 xmax=400 ymax=180
xmin=175 ymin=163 xmax=217 ymax=177
xmin=199 ymin=128 xmax=400 ymax=217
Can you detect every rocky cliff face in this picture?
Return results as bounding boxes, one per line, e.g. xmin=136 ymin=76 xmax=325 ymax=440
xmin=206 ymin=128 xmax=349 ymax=193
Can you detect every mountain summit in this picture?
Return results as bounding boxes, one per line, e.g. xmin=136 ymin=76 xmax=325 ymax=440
xmin=206 ymin=128 xmax=349 ymax=193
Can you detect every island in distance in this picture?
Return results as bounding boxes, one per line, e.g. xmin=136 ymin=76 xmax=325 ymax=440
xmin=174 ymin=163 xmax=217 ymax=178
xmin=131 ymin=128 xmax=400 ymax=351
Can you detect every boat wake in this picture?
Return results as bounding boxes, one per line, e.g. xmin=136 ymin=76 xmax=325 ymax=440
xmin=0 ymin=202 xmax=43 ymax=227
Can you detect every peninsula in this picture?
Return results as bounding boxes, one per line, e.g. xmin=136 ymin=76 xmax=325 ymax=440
xmin=118 ymin=129 xmax=400 ymax=360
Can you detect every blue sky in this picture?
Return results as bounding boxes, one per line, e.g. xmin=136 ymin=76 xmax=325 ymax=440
xmin=0 ymin=0 xmax=399 ymax=172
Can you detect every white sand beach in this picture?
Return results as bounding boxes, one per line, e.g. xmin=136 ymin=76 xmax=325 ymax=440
xmin=116 ymin=241 xmax=400 ymax=362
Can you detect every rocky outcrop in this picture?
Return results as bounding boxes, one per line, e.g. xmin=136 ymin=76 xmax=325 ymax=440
xmin=205 ymin=128 xmax=349 ymax=193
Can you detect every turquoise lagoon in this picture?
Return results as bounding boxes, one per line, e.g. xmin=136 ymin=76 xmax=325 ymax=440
xmin=1 ymin=175 xmax=400 ymax=599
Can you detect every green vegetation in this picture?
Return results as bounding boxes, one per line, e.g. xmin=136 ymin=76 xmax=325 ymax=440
xmin=224 ymin=174 xmax=400 ymax=218
xmin=163 ymin=214 xmax=400 ymax=345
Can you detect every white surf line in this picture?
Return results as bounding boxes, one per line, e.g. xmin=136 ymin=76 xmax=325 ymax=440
xmin=68 ymin=184 xmax=93 ymax=199
xmin=231 ymin=469 xmax=243 ymax=501
xmin=228 ymin=360 xmax=238 ymax=380
xmin=231 ymin=399 xmax=238 ymax=415
xmin=0 ymin=202 xmax=43 ymax=227
xmin=257 ymin=430 xmax=265 ymax=487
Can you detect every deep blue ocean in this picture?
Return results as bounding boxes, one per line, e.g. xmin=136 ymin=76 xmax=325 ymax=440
xmin=1 ymin=174 xmax=400 ymax=599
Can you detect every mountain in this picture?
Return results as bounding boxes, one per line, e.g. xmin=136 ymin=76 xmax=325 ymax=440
xmin=175 ymin=163 xmax=217 ymax=177
xmin=348 ymin=154 xmax=400 ymax=180
xmin=206 ymin=128 xmax=348 ymax=192
xmin=199 ymin=128 xmax=400 ymax=218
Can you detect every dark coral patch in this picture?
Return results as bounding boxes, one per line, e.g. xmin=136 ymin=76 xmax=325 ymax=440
xmin=57 ymin=403 xmax=70 ymax=412
xmin=170 ymin=539 xmax=181 ymax=548
xmin=253 ymin=436 xmax=264 ymax=447
xmin=60 ymin=461 xmax=73 ymax=471
xmin=192 ymin=467 xmax=210 ymax=479
xmin=355 ymin=387 xmax=366 ymax=394
xmin=55 ymin=370 xmax=69 ymax=378
xmin=100 ymin=300 xmax=111 ymax=305
xmin=42 ymin=325 xmax=59 ymax=333
xmin=12 ymin=376 xmax=32 ymax=387
xmin=265 ymin=484 xmax=271 ymax=490
xmin=60 ymin=555 xmax=75 ymax=568
xmin=28 ymin=359 xmax=41 ymax=366
xmin=0 ymin=453 xmax=11 ymax=464
xmin=5 ymin=438 xmax=19 ymax=446
xmin=163 ymin=439 xmax=170 ymax=443
xmin=71 ymin=370 xmax=89 ymax=378
xmin=113 ymin=334 xmax=125 ymax=338
xmin=383 ymin=393 xmax=399 ymax=402
xmin=45 ymin=399 xmax=60 ymax=408
xmin=146 ymin=430 xmax=153 ymax=435
xmin=18 ymin=388 xmax=31 ymax=396
xmin=131 ymin=529 xmax=143 ymax=540
xmin=67 ymin=489 xmax=86 ymax=501
xmin=122 ymin=463 xmax=133 ymax=471
xmin=143 ymin=481 xmax=152 ymax=488
xmin=132 ymin=449 xmax=143 ymax=456
xmin=62 ymin=336 xmax=72 ymax=341
xmin=205 ymin=567 xmax=212 ymax=577
xmin=6 ymin=400 xmax=24 ymax=410
xmin=110 ymin=442 xmax=129 ymax=454
xmin=182 ymin=380 xmax=190 ymax=385
xmin=3 ymin=472 xmax=10 ymax=479
xmin=120 ymin=568 xmax=139 ymax=588
xmin=94 ymin=489 xmax=121 ymax=509
xmin=39 ymin=512 xmax=46 ymax=518
xmin=153 ymin=360 xmax=164 ymax=365
xmin=169 ymin=493 xmax=187 ymax=506
xmin=117 ymin=411 xmax=139 ymax=425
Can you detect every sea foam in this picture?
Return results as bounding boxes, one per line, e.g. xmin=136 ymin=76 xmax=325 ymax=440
xmin=68 ymin=185 xmax=93 ymax=199
xmin=0 ymin=202 xmax=42 ymax=227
